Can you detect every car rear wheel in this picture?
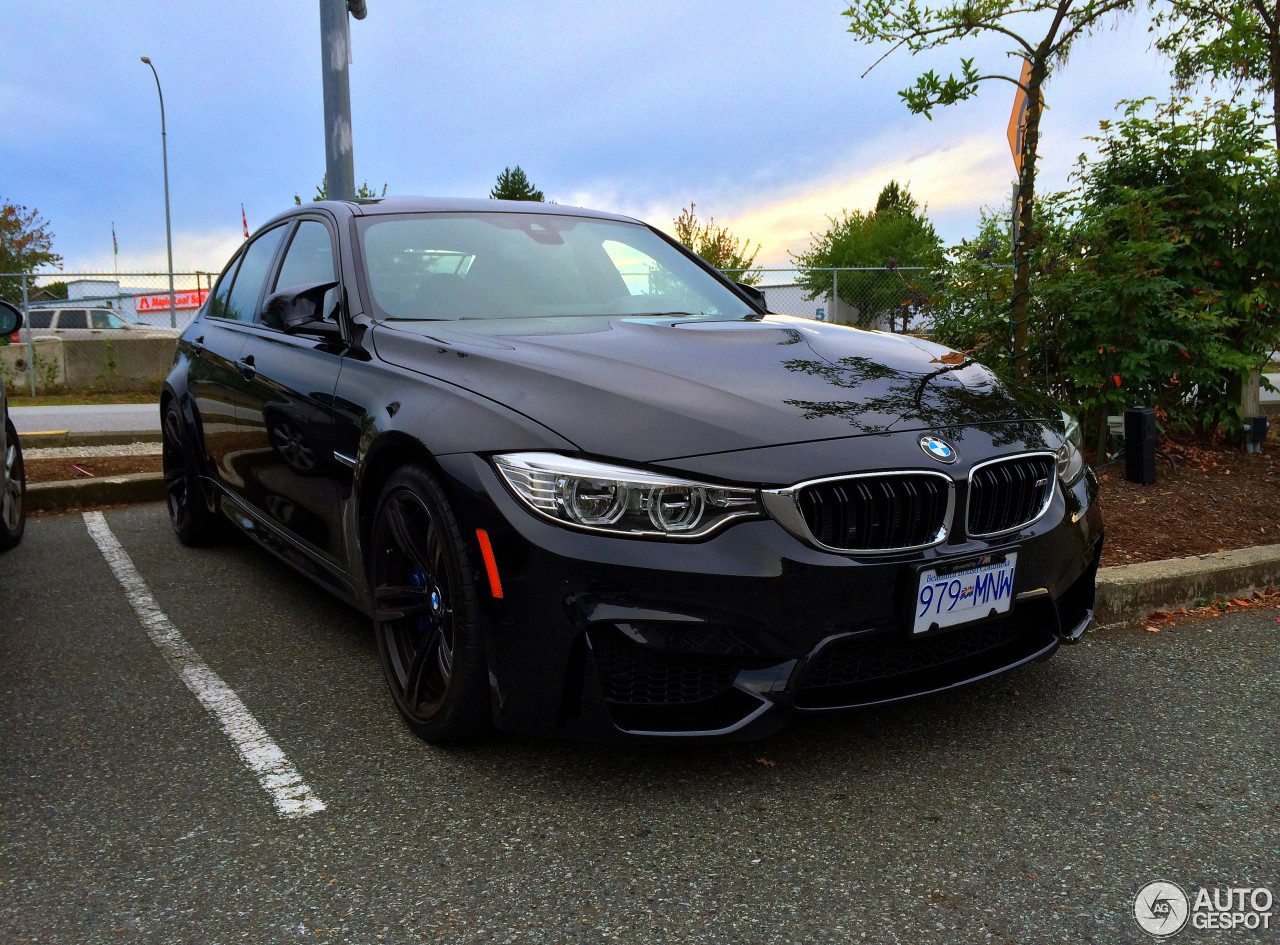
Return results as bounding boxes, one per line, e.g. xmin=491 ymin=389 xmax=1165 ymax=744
xmin=370 ymin=464 xmax=491 ymax=744
xmin=162 ymin=401 xmax=221 ymax=546
xmin=0 ymin=418 xmax=25 ymax=551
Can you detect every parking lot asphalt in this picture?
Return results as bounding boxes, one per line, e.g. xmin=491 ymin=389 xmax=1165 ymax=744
xmin=9 ymin=403 xmax=159 ymax=435
xmin=2 ymin=503 xmax=1277 ymax=944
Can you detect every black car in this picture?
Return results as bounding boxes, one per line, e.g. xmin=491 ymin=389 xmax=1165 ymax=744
xmin=1 ymin=299 xmax=27 ymax=552
xmin=162 ymin=197 xmax=1102 ymax=743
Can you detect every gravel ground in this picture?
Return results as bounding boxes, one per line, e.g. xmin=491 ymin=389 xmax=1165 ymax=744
xmin=1 ymin=503 xmax=1277 ymax=944
xmin=24 ymin=443 xmax=163 ymax=460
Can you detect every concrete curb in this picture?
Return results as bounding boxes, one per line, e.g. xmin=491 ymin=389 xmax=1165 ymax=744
xmin=27 ymin=472 xmax=166 ymax=511
xmin=1095 ymin=545 xmax=1280 ymax=626
xmin=20 ymin=429 xmax=162 ymax=449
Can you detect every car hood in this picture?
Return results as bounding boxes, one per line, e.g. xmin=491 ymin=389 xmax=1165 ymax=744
xmin=371 ymin=314 xmax=1060 ymax=462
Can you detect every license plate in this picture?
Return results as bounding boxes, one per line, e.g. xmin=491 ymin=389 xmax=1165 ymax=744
xmin=912 ymin=552 xmax=1017 ymax=635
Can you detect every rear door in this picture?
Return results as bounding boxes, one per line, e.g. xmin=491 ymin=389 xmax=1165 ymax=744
xmin=187 ymin=224 xmax=288 ymax=485
xmin=232 ymin=216 xmax=348 ymax=564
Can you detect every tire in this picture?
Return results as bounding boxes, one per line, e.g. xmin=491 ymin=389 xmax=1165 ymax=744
xmin=369 ymin=464 xmax=491 ymax=744
xmin=162 ymin=400 xmax=222 ymax=546
xmin=0 ymin=417 xmax=25 ymax=552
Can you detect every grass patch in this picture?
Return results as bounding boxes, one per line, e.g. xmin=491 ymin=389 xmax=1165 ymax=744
xmin=8 ymin=390 xmax=159 ymax=407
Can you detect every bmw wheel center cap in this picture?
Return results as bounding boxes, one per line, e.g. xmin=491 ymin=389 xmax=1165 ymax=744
xmin=920 ymin=435 xmax=957 ymax=464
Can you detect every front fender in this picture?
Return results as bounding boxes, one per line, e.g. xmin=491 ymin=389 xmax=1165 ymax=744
xmin=333 ymin=353 xmax=578 ymax=607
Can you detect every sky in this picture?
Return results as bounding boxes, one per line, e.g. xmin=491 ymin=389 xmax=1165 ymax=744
xmin=1 ymin=2 xmax=1183 ymax=275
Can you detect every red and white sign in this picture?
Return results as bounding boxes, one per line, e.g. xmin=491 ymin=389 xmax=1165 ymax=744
xmin=134 ymin=289 xmax=209 ymax=312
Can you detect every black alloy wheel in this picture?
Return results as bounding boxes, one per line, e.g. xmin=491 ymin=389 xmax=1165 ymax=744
xmin=0 ymin=418 xmax=25 ymax=551
xmin=162 ymin=401 xmax=221 ymax=545
xmin=370 ymin=464 xmax=490 ymax=743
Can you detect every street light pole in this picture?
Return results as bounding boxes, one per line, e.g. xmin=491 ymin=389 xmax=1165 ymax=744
xmin=141 ymin=56 xmax=177 ymax=329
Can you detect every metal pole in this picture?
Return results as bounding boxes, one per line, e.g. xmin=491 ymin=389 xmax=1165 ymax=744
xmin=831 ymin=268 xmax=838 ymax=325
xmin=141 ymin=57 xmax=178 ymax=328
xmin=21 ymin=275 xmax=34 ymax=397
xmin=320 ymin=0 xmax=356 ymax=201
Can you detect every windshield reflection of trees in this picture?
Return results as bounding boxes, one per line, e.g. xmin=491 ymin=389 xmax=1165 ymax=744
xmin=780 ymin=355 xmax=1049 ymax=448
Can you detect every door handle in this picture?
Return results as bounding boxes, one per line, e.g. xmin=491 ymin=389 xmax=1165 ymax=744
xmin=237 ymin=354 xmax=256 ymax=379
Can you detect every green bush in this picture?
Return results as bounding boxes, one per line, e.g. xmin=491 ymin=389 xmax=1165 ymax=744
xmin=933 ymin=97 xmax=1280 ymax=439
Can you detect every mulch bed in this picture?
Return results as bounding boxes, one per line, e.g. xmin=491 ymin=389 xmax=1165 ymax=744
xmin=24 ymin=454 xmax=163 ymax=485
xmin=1094 ymin=433 xmax=1280 ymax=568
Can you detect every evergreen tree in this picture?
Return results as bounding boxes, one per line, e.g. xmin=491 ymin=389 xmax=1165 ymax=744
xmin=490 ymin=166 xmax=545 ymax=202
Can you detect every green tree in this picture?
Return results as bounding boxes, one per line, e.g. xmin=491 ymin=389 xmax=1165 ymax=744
xmin=294 ymin=176 xmax=387 ymax=205
xmin=671 ymin=203 xmax=762 ymax=284
xmin=791 ymin=181 xmax=942 ymax=330
xmin=1 ymin=200 xmax=62 ymax=305
xmin=1154 ymin=0 xmax=1280 ymax=152
xmin=842 ymin=0 xmax=1136 ymax=374
xmin=34 ymin=281 xmax=69 ymax=301
xmin=490 ymin=166 xmax=545 ymax=202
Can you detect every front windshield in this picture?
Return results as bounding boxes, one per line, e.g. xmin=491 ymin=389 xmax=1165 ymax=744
xmin=357 ymin=212 xmax=755 ymax=321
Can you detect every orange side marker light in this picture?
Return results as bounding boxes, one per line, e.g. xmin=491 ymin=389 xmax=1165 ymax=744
xmin=476 ymin=529 xmax=503 ymax=599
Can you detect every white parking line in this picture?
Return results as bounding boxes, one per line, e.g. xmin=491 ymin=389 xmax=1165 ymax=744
xmin=83 ymin=511 xmax=326 ymax=819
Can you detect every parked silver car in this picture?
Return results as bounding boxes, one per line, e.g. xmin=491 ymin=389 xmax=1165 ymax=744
xmin=24 ymin=306 xmax=179 ymax=339
xmin=0 ymin=300 xmax=26 ymax=550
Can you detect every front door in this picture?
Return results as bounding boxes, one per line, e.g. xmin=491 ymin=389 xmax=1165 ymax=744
xmin=230 ymin=218 xmax=348 ymax=565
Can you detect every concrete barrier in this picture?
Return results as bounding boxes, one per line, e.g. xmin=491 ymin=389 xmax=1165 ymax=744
xmin=2 ymin=336 xmax=176 ymax=393
xmin=1 ymin=336 xmax=65 ymax=392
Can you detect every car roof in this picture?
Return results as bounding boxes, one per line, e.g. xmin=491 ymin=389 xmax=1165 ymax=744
xmin=261 ymin=196 xmax=642 ymax=229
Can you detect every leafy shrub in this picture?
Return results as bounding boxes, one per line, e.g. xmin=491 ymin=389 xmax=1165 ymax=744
xmin=933 ymin=97 xmax=1280 ymax=439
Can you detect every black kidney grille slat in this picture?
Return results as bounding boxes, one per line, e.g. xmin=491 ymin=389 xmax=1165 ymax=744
xmin=798 ymin=474 xmax=949 ymax=552
xmin=967 ymin=455 xmax=1055 ymax=537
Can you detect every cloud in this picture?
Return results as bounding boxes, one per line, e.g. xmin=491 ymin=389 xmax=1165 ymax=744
xmin=719 ymin=134 xmax=1010 ymax=267
xmin=568 ymin=131 xmax=1012 ymax=268
xmin=65 ymin=227 xmax=244 ymax=276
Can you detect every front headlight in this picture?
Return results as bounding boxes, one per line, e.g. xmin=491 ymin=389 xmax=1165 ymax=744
xmin=1056 ymin=410 xmax=1084 ymax=485
xmin=493 ymin=452 xmax=762 ymax=538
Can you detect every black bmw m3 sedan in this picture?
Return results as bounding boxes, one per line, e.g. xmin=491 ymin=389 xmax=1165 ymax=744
xmin=161 ymin=197 xmax=1103 ymax=743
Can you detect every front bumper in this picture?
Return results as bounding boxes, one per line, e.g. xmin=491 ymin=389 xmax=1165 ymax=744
xmin=436 ymin=452 xmax=1104 ymax=742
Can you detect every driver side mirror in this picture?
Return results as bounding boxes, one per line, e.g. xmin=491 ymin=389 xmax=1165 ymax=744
xmin=0 ymin=300 xmax=24 ymax=338
xmin=735 ymin=282 xmax=768 ymax=312
xmin=263 ymin=281 xmax=343 ymax=339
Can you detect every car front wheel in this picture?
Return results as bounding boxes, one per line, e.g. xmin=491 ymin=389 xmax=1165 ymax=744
xmin=0 ymin=418 xmax=25 ymax=551
xmin=369 ymin=464 xmax=491 ymax=744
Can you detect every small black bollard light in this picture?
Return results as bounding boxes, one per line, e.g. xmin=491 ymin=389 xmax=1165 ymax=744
xmin=1244 ymin=416 xmax=1270 ymax=454
xmin=1124 ymin=407 xmax=1158 ymax=485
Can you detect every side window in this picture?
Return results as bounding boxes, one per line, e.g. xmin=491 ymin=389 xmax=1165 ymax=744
xmin=266 ymin=220 xmax=338 ymax=328
xmin=58 ymin=310 xmax=89 ymax=329
xmin=207 ymin=254 xmax=242 ymax=321
xmin=222 ymin=226 xmax=286 ymax=323
xmin=91 ymin=311 xmax=125 ymax=329
xmin=275 ymin=221 xmax=336 ymax=289
xmin=27 ymin=311 xmax=52 ymax=329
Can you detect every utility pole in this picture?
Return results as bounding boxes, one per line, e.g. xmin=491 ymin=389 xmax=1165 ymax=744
xmin=320 ymin=0 xmax=366 ymax=201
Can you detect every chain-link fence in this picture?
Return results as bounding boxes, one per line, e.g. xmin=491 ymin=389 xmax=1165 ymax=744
xmin=722 ymin=267 xmax=940 ymax=333
xmin=1 ymin=271 xmax=217 ymax=395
